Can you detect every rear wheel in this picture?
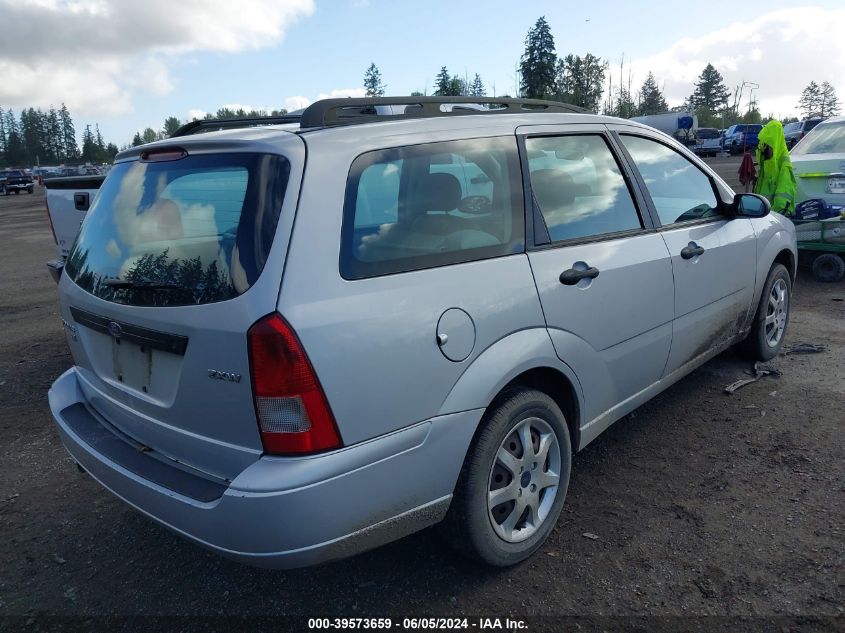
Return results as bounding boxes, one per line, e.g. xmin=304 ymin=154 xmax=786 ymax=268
xmin=812 ymin=253 xmax=845 ymax=283
xmin=442 ymin=388 xmax=571 ymax=566
xmin=737 ymin=263 xmax=791 ymax=360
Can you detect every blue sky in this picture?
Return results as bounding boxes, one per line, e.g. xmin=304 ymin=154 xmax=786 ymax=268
xmin=1 ymin=0 xmax=844 ymax=148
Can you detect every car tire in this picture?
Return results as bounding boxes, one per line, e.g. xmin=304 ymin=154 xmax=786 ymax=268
xmin=441 ymin=388 xmax=571 ymax=567
xmin=27 ymin=188 xmax=33 ymax=194
xmin=737 ymin=263 xmax=791 ymax=361
xmin=812 ymin=253 xmax=845 ymax=283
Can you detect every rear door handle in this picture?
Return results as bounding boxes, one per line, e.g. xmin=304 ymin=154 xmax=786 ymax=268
xmin=559 ymin=267 xmax=600 ymax=285
xmin=681 ymin=243 xmax=705 ymax=259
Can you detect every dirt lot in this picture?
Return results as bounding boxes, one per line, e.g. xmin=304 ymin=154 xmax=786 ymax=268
xmin=0 ymin=164 xmax=843 ymax=629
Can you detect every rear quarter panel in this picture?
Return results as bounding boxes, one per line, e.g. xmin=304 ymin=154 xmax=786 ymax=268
xmin=279 ymin=123 xmax=550 ymax=446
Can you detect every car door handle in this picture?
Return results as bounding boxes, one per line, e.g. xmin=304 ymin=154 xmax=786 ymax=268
xmin=559 ymin=267 xmax=600 ymax=285
xmin=681 ymin=243 xmax=705 ymax=259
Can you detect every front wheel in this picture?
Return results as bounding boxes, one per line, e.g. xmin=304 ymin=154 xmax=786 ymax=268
xmin=441 ymin=388 xmax=571 ymax=566
xmin=737 ymin=263 xmax=791 ymax=360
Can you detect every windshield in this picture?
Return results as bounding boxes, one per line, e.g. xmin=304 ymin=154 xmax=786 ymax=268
xmin=65 ymin=152 xmax=290 ymax=307
xmin=792 ymin=121 xmax=845 ymax=156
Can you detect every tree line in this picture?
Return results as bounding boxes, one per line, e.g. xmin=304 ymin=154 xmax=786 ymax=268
xmin=364 ymin=16 xmax=842 ymax=130
xmin=0 ymin=104 xmax=118 ymax=168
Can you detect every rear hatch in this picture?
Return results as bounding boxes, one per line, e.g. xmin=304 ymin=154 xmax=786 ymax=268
xmin=59 ymin=133 xmax=304 ymax=480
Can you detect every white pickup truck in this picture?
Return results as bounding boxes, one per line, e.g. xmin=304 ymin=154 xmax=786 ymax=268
xmin=44 ymin=175 xmax=104 ymax=282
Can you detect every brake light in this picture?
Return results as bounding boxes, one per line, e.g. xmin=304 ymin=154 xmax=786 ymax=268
xmin=45 ymin=197 xmax=58 ymax=245
xmin=247 ymin=313 xmax=342 ymax=455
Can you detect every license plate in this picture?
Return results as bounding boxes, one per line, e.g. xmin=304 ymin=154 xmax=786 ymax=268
xmin=828 ymin=176 xmax=845 ymax=194
xmin=112 ymin=338 xmax=152 ymax=393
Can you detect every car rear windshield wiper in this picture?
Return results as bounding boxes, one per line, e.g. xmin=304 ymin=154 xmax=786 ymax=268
xmin=104 ymin=279 xmax=183 ymax=290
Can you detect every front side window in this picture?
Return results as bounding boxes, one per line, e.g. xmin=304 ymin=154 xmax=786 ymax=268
xmin=526 ymin=135 xmax=642 ymax=242
xmin=341 ymin=137 xmax=523 ymax=279
xmin=65 ymin=153 xmax=290 ymax=306
xmin=620 ymin=135 xmax=719 ymax=225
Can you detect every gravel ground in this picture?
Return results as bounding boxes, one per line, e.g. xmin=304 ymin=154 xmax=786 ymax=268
xmin=0 ymin=166 xmax=843 ymax=630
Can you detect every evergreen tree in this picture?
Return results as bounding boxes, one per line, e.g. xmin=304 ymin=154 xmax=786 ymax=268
xmin=162 ymin=116 xmax=182 ymax=137
xmin=520 ymin=16 xmax=557 ymax=99
xmin=363 ymin=63 xmax=386 ymax=97
xmin=689 ymin=64 xmax=730 ymax=113
xmin=798 ymin=81 xmax=821 ymax=118
xmin=4 ymin=109 xmax=25 ymax=166
xmin=105 ymin=143 xmax=119 ymax=160
xmin=132 ymin=132 xmax=143 ymax=147
xmin=47 ymin=107 xmax=61 ymax=163
xmin=469 ymin=74 xmax=486 ymax=97
xmin=81 ymin=124 xmax=96 ymax=162
xmin=447 ymin=76 xmax=466 ymax=96
xmin=819 ymin=81 xmax=840 ymax=118
xmin=555 ymin=53 xmax=606 ymax=112
xmin=638 ymin=72 xmax=668 ymax=115
xmin=59 ymin=103 xmax=78 ymax=161
xmin=141 ymin=128 xmax=158 ymax=144
xmin=434 ymin=67 xmax=452 ymax=96
xmin=0 ymin=107 xmax=6 ymax=162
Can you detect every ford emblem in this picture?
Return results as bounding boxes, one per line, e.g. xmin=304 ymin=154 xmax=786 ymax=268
xmin=108 ymin=321 xmax=122 ymax=339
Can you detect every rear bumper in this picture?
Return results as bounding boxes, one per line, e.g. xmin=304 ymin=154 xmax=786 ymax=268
xmin=48 ymin=368 xmax=481 ymax=568
xmin=4 ymin=183 xmax=34 ymax=192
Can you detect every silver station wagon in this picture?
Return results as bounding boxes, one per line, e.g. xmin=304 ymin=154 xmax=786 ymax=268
xmin=49 ymin=97 xmax=797 ymax=568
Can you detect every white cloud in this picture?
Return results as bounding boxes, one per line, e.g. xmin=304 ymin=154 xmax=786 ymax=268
xmin=0 ymin=0 xmax=314 ymax=116
xmin=187 ymin=109 xmax=208 ymax=121
xmin=284 ymin=96 xmax=312 ymax=111
xmin=629 ymin=7 xmax=845 ymax=118
xmin=284 ymin=88 xmax=367 ymax=112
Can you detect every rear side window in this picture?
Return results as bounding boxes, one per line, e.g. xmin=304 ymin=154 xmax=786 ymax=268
xmin=526 ymin=135 xmax=642 ymax=242
xmin=341 ymin=137 xmax=524 ymax=279
xmin=65 ymin=153 xmax=290 ymax=306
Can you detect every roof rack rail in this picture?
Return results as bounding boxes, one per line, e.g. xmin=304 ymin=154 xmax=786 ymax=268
xmin=170 ymin=115 xmax=302 ymax=138
xmin=299 ymin=96 xmax=588 ymax=128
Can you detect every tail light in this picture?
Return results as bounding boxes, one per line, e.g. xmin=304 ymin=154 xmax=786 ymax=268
xmin=45 ymin=198 xmax=58 ymax=245
xmin=247 ymin=313 xmax=342 ymax=455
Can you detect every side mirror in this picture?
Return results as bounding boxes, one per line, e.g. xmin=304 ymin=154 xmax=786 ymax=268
xmin=732 ymin=193 xmax=770 ymax=218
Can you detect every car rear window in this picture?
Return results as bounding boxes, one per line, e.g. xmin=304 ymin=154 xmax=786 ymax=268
xmin=791 ymin=121 xmax=845 ymax=156
xmin=696 ymin=128 xmax=720 ymax=139
xmin=65 ymin=152 xmax=290 ymax=306
xmin=804 ymin=119 xmax=822 ymax=132
xmin=341 ymin=136 xmax=524 ymax=279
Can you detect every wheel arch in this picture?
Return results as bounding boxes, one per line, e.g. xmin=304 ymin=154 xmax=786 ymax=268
xmin=774 ymin=248 xmax=796 ymax=283
xmin=494 ymin=367 xmax=581 ymax=454
xmin=438 ymin=328 xmax=584 ymax=455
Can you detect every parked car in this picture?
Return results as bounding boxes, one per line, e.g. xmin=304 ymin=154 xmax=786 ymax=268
xmin=1 ymin=169 xmax=35 ymax=195
xmin=693 ymin=127 xmax=723 ymax=157
xmin=723 ymin=124 xmax=763 ymax=155
xmin=792 ymin=116 xmax=845 ymax=209
xmin=48 ymin=97 xmax=797 ymax=569
xmin=784 ymin=118 xmax=824 ymax=149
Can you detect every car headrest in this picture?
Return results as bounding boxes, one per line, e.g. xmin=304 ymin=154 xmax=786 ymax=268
xmin=419 ymin=172 xmax=462 ymax=212
xmin=530 ymin=169 xmax=575 ymax=211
